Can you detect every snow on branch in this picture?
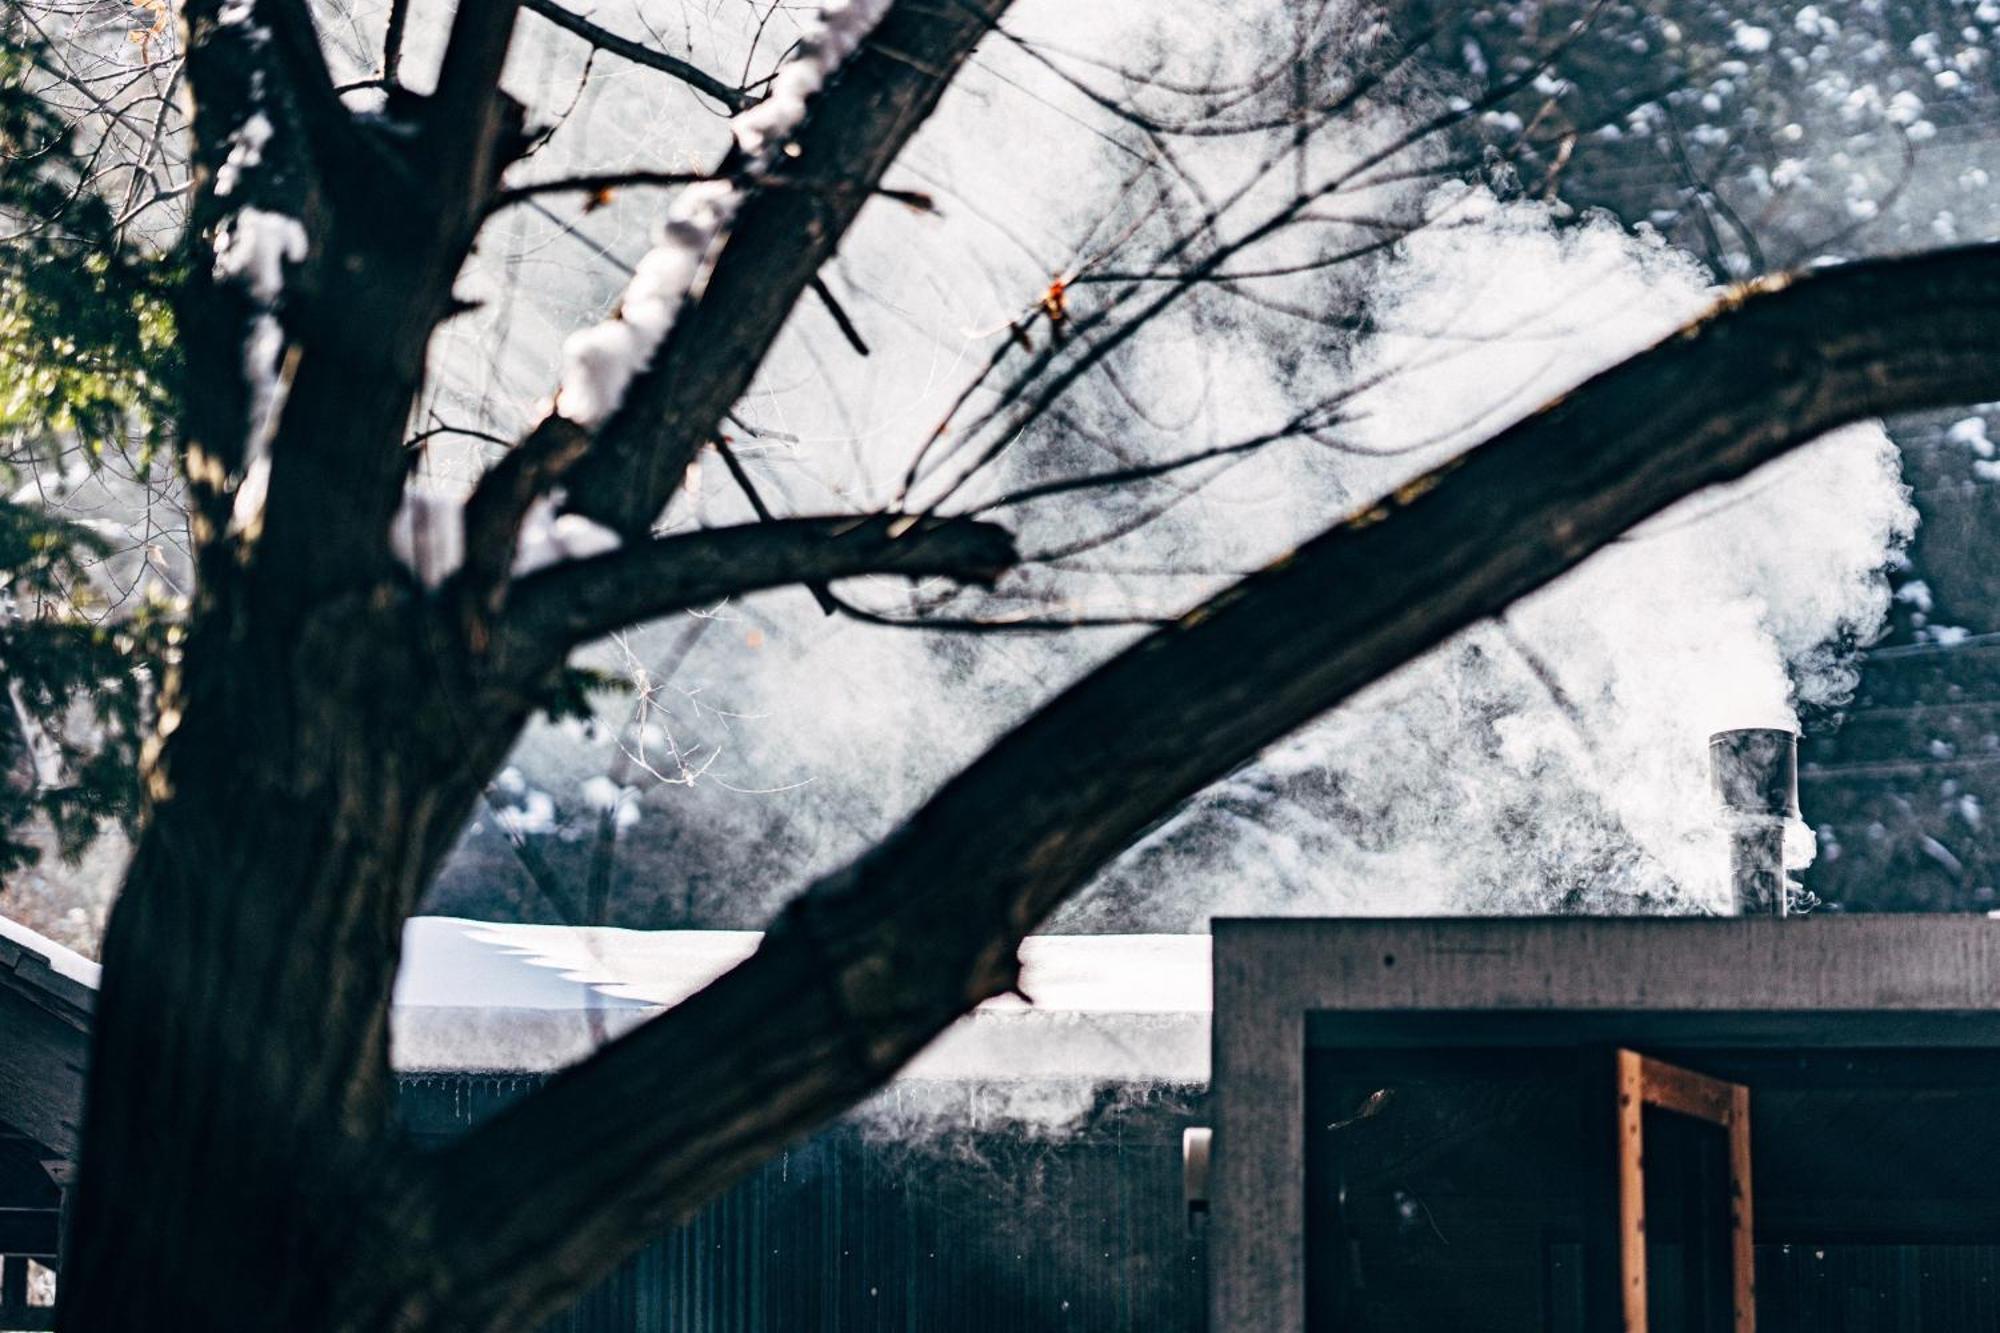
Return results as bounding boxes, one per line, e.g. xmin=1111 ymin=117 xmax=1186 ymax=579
xmin=214 ymin=208 xmax=306 ymax=533
xmin=552 ymin=0 xmax=895 ymax=428
xmin=388 ymin=490 xmax=621 ymax=590
xmin=195 ymin=0 xmax=310 ymax=534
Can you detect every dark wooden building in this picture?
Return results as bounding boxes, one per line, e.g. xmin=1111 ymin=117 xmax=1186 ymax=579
xmin=0 ymin=918 xmax=90 ymax=1332
xmin=1211 ymin=916 xmax=2000 ymax=1333
xmin=28 ymin=913 xmax=2000 ymax=1330
xmin=0 ymin=916 xmax=1212 ymax=1332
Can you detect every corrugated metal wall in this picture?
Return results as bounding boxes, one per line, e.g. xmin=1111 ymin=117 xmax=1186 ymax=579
xmin=399 ymin=1075 xmax=1207 ymax=1333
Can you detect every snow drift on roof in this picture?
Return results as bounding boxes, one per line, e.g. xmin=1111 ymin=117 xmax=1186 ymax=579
xmin=390 ymin=917 xmax=1211 ymax=1081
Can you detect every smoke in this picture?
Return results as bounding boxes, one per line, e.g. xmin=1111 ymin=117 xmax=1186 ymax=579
xmin=1075 ymin=188 xmax=1912 ymax=924
xmin=397 ymin=0 xmax=1916 ymax=930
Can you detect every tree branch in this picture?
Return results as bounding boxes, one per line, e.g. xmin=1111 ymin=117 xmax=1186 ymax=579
xmin=434 ymin=3 xmax=520 ymax=100
xmin=381 ymin=0 xmax=413 ymax=86
xmin=408 ymin=242 xmax=2000 ymax=1330
xmin=518 ymin=0 xmax=751 ymax=112
xmin=424 ymin=0 xmax=527 ymax=215
xmin=492 ymin=513 xmax=1018 ymax=675
xmin=487 ymin=169 xmax=719 ymax=212
xmin=452 ymin=416 xmax=592 ymax=622
xmin=251 ymin=0 xmax=532 ymax=597
xmin=557 ymin=0 xmax=1011 ymax=538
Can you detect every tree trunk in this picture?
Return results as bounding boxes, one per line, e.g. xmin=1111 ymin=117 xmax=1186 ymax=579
xmin=58 ymin=581 xmax=509 ymax=1331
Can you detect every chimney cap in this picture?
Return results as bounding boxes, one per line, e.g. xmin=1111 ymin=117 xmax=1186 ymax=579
xmin=1709 ymin=727 xmax=1801 ymax=820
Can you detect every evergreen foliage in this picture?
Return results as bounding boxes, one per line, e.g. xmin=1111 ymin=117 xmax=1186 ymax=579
xmin=0 ymin=33 xmax=176 ymax=872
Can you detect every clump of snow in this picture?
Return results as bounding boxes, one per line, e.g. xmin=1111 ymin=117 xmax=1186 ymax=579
xmin=385 ymin=488 xmax=622 ymax=587
xmin=554 ymin=181 xmax=737 ymax=426
xmin=213 ymin=207 xmax=307 ymax=530
xmin=212 ymin=206 xmax=304 ymax=305
xmin=731 ymin=0 xmax=894 ymax=157
xmin=1886 ymin=90 xmax=1927 ymax=126
xmin=513 ymin=494 xmax=621 ymax=575
xmin=1947 ymin=416 xmax=1994 ymax=457
xmin=388 ymin=490 xmax=467 ymax=589
xmin=580 ymin=775 xmax=642 ymax=830
xmin=551 ymin=0 xmax=895 ymax=428
xmin=215 ymin=112 xmax=273 ymax=198
xmin=497 ymin=789 xmax=558 ymax=837
xmin=1733 ymin=23 xmax=1774 ymax=54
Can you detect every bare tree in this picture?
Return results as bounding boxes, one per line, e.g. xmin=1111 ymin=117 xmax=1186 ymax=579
xmin=4 ymin=0 xmax=1998 ymax=1328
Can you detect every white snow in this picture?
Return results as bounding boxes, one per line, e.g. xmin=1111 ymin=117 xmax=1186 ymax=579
xmin=580 ymin=775 xmax=625 ymax=810
xmin=552 ymin=0 xmax=895 ymax=428
xmin=388 ymin=491 xmax=468 ymax=588
xmin=213 ymin=207 xmax=306 ymax=530
xmin=553 ymin=182 xmax=737 ymax=426
xmin=511 ymin=495 xmax=621 ymax=575
xmin=385 ymin=488 xmax=621 ymax=587
xmin=495 ymin=790 xmax=557 ymax=836
xmin=730 ymin=0 xmax=893 ymax=156
xmin=215 ymin=112 xmax=273 ymax=198
xmin=212 ymin=206 xmax=304 ymax=305
xmin=1948 ymin=416 xmax=1994 ymax=456
xmin=0 ymin=912 xmax=102 ymax=992
xmin=389 ymin=918 xmax=1212 ymax=1080
xmin=1733 ymin=23 xmax=1774 ymax=54
xmin=576 ymin=777 xmax=643 ymax=830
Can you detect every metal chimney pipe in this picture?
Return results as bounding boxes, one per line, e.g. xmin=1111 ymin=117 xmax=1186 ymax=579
xmin=1709 ymin=728 xmax=1800 ymax=916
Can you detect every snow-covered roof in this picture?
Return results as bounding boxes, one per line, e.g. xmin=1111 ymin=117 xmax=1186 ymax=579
xmin=0 ymin=912 xmax=1212 ymax=1083
xmin=0 ymin=912 xmax=100 ymax=1002
xmin=391 ymin=917 xmax=1212 ymax=1082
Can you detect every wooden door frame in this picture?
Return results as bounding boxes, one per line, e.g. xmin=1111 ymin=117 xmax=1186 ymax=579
xmin=1616 ymin=1049 xmax=1754 ymax=1333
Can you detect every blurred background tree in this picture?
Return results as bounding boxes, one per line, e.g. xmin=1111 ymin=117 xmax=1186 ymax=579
xmin=0 ymin=33 xmax=176 ymax=933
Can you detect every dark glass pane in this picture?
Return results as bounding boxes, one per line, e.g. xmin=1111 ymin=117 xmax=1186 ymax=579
xmin=1641 ymin=1105 xmax=1734 ymax=1333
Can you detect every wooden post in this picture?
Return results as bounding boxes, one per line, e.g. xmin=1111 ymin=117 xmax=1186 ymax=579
xmin=1616 ymin=1050 xmax=1648 ymax=1333
xmin=1729 ymin=1085 xmax=1756 ymax=1333
xmin=1615 ymin=1049 xmax=1756 ymax=1333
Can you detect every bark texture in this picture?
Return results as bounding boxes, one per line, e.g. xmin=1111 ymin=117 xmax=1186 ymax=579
xmin=59 ymin=1 xmax=1017 ymax=1328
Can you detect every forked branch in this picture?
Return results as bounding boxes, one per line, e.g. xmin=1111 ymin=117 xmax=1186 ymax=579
xmin=555 ymin=0 xmax=1013 ymax=538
